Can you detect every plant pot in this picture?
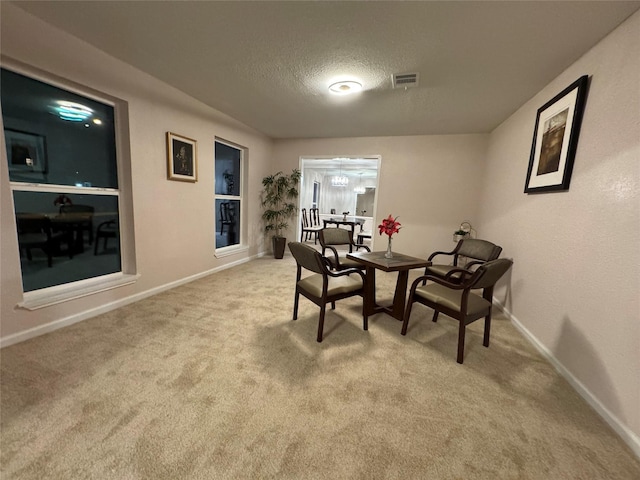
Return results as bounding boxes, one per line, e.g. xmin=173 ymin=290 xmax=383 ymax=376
xmin=272 ymin=236 xmax=287 ymax=259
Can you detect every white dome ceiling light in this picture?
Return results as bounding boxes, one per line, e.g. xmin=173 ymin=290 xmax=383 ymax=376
xmin=328 ymin=80 xmax=363 ymax=96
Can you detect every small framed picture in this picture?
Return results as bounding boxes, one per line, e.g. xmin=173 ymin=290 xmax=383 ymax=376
xmin=5 ymin=128 xmax=48 ymax=175
xmin=524 ymin=75 xmax=589 ymax=193
xmin=167 ymin=132 xmax=197 ymax=182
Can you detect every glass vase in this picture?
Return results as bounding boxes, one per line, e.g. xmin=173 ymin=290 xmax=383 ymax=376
xmin=385 ymin=236 xmax=393 ymax=259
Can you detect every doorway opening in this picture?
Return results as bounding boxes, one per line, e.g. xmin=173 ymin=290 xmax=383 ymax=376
xmin=299 ymin=156 xmax=380 ymax=246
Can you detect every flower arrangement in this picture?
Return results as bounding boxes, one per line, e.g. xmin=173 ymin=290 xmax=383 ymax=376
xmin=378 ymin=214 xmax=401 ymax=258
xmin=378 ymin=214 xmax=401 ymax=237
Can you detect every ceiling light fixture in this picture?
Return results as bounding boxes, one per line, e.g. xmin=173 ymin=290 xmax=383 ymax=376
xmin=331 ymin=159 xmax=349 ymax=187
xmin=54 ymin=100 xmax=93 ymax=122
xmin=331 ymin=175 xmax=349 ymax=187
xmin=328 ymin=80 xmax=363 ymax=96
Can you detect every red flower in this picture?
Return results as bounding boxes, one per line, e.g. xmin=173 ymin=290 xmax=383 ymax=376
xmin=378 ymin=215 xmax=401 ymax=238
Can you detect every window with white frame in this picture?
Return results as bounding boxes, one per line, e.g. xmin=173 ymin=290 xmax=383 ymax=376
xmin=214 ymin=139 xmax=244 ymax=250
xmin=2 ymin=66 xmax=131 ymax=301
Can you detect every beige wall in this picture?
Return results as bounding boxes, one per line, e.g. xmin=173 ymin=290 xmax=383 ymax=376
xmin=478 ymin=11 xmax=640 ymax=452
xmin=273 ymin=135 xmax=488 ymax=256
xmin=0 ymin=5 xmax=273 ymax=342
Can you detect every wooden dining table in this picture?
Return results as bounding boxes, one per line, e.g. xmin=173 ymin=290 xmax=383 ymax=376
xmin=322 ymin=216 xmax=363 ymax=237
xmin=346 ymin=250 xmax=431 ymax=321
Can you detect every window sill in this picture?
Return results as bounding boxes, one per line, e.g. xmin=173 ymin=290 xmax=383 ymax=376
xmin=215 ymin=245 xmax=249 ymax=259
xmin=18 ymin=273 xmax=140 ymax=310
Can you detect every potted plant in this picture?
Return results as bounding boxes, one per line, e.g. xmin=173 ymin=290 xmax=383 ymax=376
xmin=453 ymin=229 xmax=468 ymax=242
xmin=260 ymin=169 xmax=301 ymax=258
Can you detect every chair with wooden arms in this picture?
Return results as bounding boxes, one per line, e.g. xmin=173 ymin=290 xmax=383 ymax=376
xmin=94 ymin=219 xmax=119 ymax=255
xmin=319 ymin=227 xmax=370 ymax=271
xmin=402 ymin=258 xmax=513 ymax=364
xmin=424 ymin=238 xmax=502 ymax=283
xmin=288 ymin=242 xmax=368 ymax=342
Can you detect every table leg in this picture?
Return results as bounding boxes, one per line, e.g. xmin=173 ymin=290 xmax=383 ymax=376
xmin=363 ymin=266 xmax=377 ymax=316
xmin=391 ymin=270 xmax=410 ymax=321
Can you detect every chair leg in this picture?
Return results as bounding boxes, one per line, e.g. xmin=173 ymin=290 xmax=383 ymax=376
xmin=432 ymin=311 xmax=439 ymax=322
xmin=457 ymin=321 xmax=466 ymax=364
xmin=363 ymin=310 xmax=368 ymax=331
xmin=317 ymin=305 xmax=326 ymax=342
xmin=483 ymin=313 xmax=491 ymax=347
xmin=331 ymin=301 xmax=336 ymax=310
xmin=293 ymin=291 xmax=300 ymax=320
xmin=401 ymin=301 xmax=414 ymax=335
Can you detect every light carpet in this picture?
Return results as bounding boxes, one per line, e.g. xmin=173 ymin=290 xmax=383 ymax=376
xmin=1 ymin=254 xmax=639 ymax=479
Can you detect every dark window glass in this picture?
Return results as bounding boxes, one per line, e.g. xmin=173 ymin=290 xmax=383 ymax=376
xmin=14 ymin=191 xmax=120 ymax=292
xmin=2 ymin=68 xmax=117 ymax=188
xmin=215 ymin=142 xmax=240 ymax=196
xmin=3 ymin=67 xmax=122 ymax=293
xmin=215 ymin=199 xmax=240 ymax=249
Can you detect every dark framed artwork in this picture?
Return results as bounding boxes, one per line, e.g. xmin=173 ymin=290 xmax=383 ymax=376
xmin=4 ymin=128 xmax=48 ymax=176
xmin=524 ymin=75 xmax=589 ymax=193
xmin=167 ymin=132 xmax=197 ymax=182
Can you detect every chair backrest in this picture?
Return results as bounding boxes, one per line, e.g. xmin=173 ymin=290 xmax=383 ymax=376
xmin=457 ymin=238 xmax=502 ymax=262
xmin=309 ymin=207 xmax=321 ymax=227
xmin=288 ymin=242 xmax=325 ymax=274
xmin=220 ymin=202 xmax=234 ymax=223
xmin=470 ymin=258 xmax=513 ymax=290
xmin=301 ymin=208 xmax=310 ymax=228
xmin=319 ymin=227 xmax=352 ymax=248
xmin=98 ymin=219 xmax=118 ymax=232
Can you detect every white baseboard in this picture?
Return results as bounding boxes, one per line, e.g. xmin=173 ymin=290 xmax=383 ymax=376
xmin=493 ymin=298 xmax=640 ymax=461
xmin=0 ymin=252 xmax=264 ymax=349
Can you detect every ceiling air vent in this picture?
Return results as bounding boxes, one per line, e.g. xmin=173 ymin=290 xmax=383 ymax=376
xmin=392 ymin=72 xmax=419 ymax=89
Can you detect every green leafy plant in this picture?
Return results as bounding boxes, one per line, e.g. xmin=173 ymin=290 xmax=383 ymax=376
xmin=260 ymin=169 xmax=301 ymax=237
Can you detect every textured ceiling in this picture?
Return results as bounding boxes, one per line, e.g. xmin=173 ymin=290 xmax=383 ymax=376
xmin=10 ymin=1 xmax=640 ymax=139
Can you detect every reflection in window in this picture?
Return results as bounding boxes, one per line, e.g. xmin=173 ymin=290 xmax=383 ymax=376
xmin=214 ymin=140 xmax=243 ymax=249
xmin=2 ymin=67 xmax=122 ymax=293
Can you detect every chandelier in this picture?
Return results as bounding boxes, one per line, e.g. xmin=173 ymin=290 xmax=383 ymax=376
xmin=331 ymin=159 xmax=349 ymax=187
xmin=331 ymin=175 xmax=349 ymax=187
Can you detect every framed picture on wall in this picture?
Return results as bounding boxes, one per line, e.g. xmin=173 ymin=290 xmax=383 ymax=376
xmin=4 ymin=128 xmax=48 ymax=175
xmin=524 ymin=75 xmax=589 ymax=193
xmin=167 ymin=131 xmax=197 ymax=182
